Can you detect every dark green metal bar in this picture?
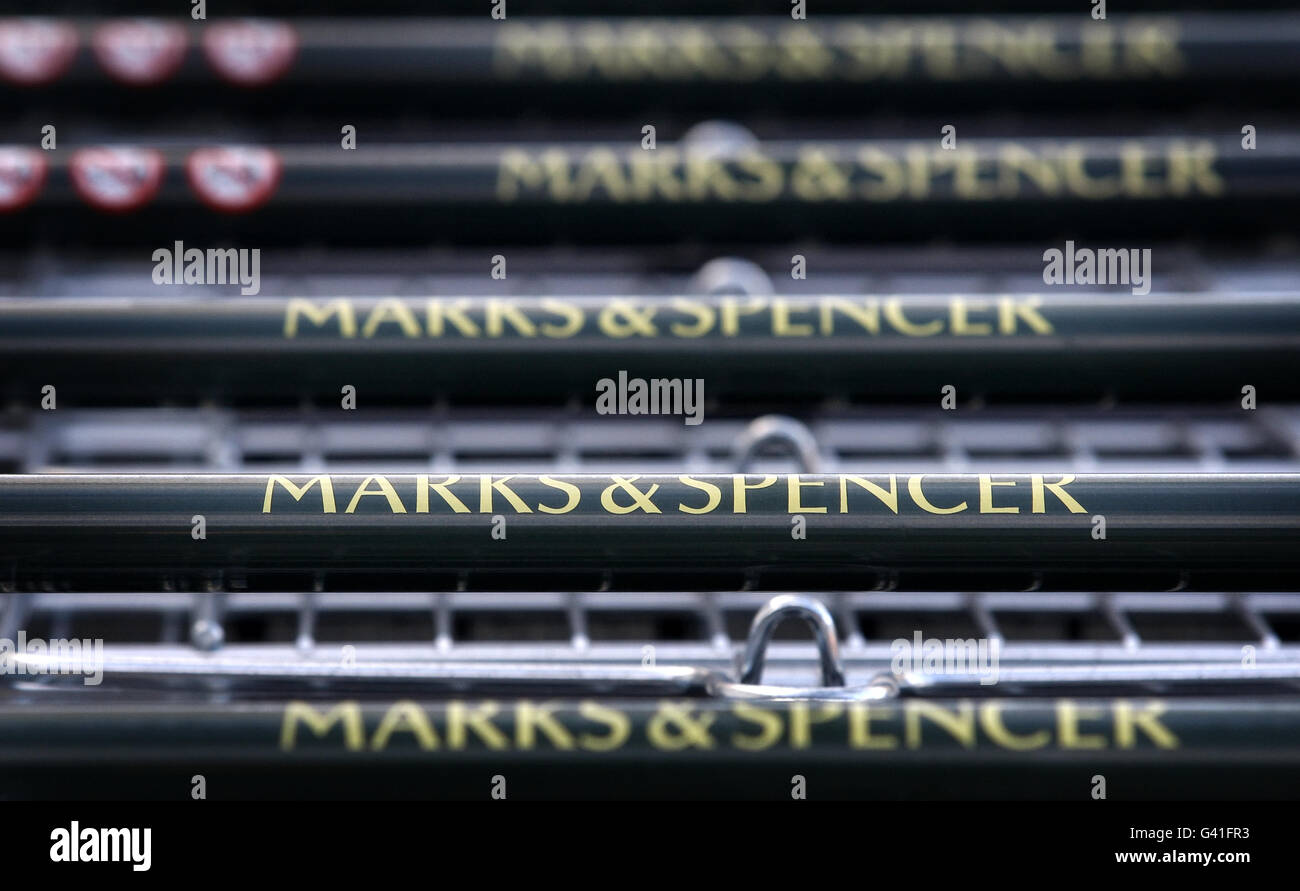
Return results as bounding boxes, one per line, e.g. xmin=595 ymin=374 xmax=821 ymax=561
xmin=4 ymin=15 xmax=1299 ymax=88
xmin=0 ymin=473 xmax=1297 ymax=590
xmin=0 ymin=294 xmax=1295 ymax=403
xmin=7 ymin=134 xmax=1294 ymax=244
xmin=284 ymin=15 xmax=1300 ymax=86
xmin=25 ymin=135 xmax=1298 ymax=206
xmin=1 ymin=697 xmax=1298 ymax=799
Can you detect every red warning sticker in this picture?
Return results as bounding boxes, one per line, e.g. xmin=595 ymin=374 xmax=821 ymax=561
xmin=202 ymin=20 xmax=296 ymax=86
xmin=186 ymin=146 xmax=281 ymax=213
xmin=70 ymin=146 xmax=166 ymax=213
xmin=92 ymin=19 xmax=188 ymax=86
xmin=0 ymin=18 xmax=78 ymax=86
xmin=0 ymin=147 xmax=48 ymax=211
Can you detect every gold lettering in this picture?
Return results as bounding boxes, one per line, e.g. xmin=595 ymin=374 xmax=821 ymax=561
xmin=493 ymin=24 xmax=573 ymax=79
xmin=480 ymin=475 xmax=533 ymax=513
xmin=978 ymin=474 xmax=1019 ymax=514
xmin=597 ymin=299 xmax=658 ymax=338
xmin=789 ymin=703 xmax=843 ymax=749
xmin=497 ymin=148 xmax=571 ymax=202
xmin=917 ymin=24 xmax=959 ymax=79
xmin=572 ymin=148 xmax=629 ymax=202
xmin=622 ymin=144 xmax=677 ymax=190
xmin=720 ymin=297 xmax=768 ymax=336
xmin=731 ymin=702 xmax=783 ymax=751
xmin=905 ymin=700 xmax=976 ymax=748
xmin=771 ymin=298 xmax=814 ymax=336
xmin=668 ymin=298 xmax=716 ymax=337
xmin=345 ymin=475 xmax=407 ymax=514
xmin=646 ymin=702 xmax=715 ymax=750
xmin=1080 ymin=22 xmax=1117 ymax=77
xmin=979 ymin=702 xmax=1049 ymax=750
xmin=908 ymin=474 xmax=968 ymax=514
xmin=516 ymin=700 xmax=575 ymax=749
xmin=1061 ymin=143 xmax=1122 ymax=199
xmin=425 ymin=298 xmax=481 ymax=338
xmin=840 ymin=474 xmax=899 ymax=513
xmin=1124 ymin=20 xmax=1184 ymax=76
xmin=791 ymin=148 xmax=852 ymax=201
xmin=840 ymin=23 xmax=911 ymax=79
xmin=950 ymin=297 xmax=992 ymax=335
xmin=371 ymin=701 xmax=439 ymax=750
xmin=263 ymin=475 xmax=336 ymax=514
xmin=280 ymin=701 xmax=363 ymax=751
xmin=856 ymin=146 xmax=905 ymax=200
xmin=1030 ymin=474 xmax=1087 ymax=513
xmin=360 ymin=298 xmax=422 ymax=338
xmin=1120 ymin=141 xmax=1165 ymax=198
xmin=998 ymin=296 xmax=1053 ymax=334
xmin=1166 ymin=140 xmax=1224 ymax=197
xmin=884 ymin=297 xmax=944 ymax=336
xmin=678 ymin=475 xmax=723 ymax=514
xmin=284 ymin=298 xmax=356 ymax=338
xmin=787 ymin=474 xmax=827 ymax=513
xmin=577 ymin=701 xmax=631 ymax=752
xmin=952 ymin=148 xmax=1000 ymax=200
xmin=997 ymin=143 xmax=1061 ymax=198
xmin=774 ymin=24 xmax=834 ymax=79
xmin=485 ymin=299 xmax=538 ymax=337
xmin=537 ymin=476 xmax=581 ymax=514
xmin=732 ymin=474 xmax=777 ymax=513
xmin=848 ymin=704 xmax=898 ymax=749
xmin=819 ymin=297 xmax=880 ymax=335
xmin=1057 ymin=699 xmax=1107 ymax=749
xmin=600 ymin=476 xmax=661 ymax=514
xmin=538 ymin=299 xmax=585 ymax=338
xmin=732 ymin=152 xmax=786 ymax=201
xmin=904 ymin=145 xmax=932 ymax=198
xmin=415 ymin=475 xmax=470 ymax=514
xmin=684 ymin=155 xmax=739 ymax=201
xmin=446 ymin=701 xmax=508 ymax=750
xmin=1113 ymin=699 xmax=1178 ymax=749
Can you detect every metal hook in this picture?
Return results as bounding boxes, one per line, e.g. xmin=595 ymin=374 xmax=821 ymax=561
xmin=738 ymin=594 xmax=846 ymax=687
xmin=733 ymin=414 xmax=822 ymax=473
xmin=190 ymin=583 xmax=226 ymax=652
xmin=681 ymin=121 xmax=760 ymax=162
xmin=689 ymin=256 xmax=774 ymax=297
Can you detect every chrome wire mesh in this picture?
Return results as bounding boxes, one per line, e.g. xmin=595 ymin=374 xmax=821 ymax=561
xmin=5 ymin=403 xmax=1300 ymax=474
